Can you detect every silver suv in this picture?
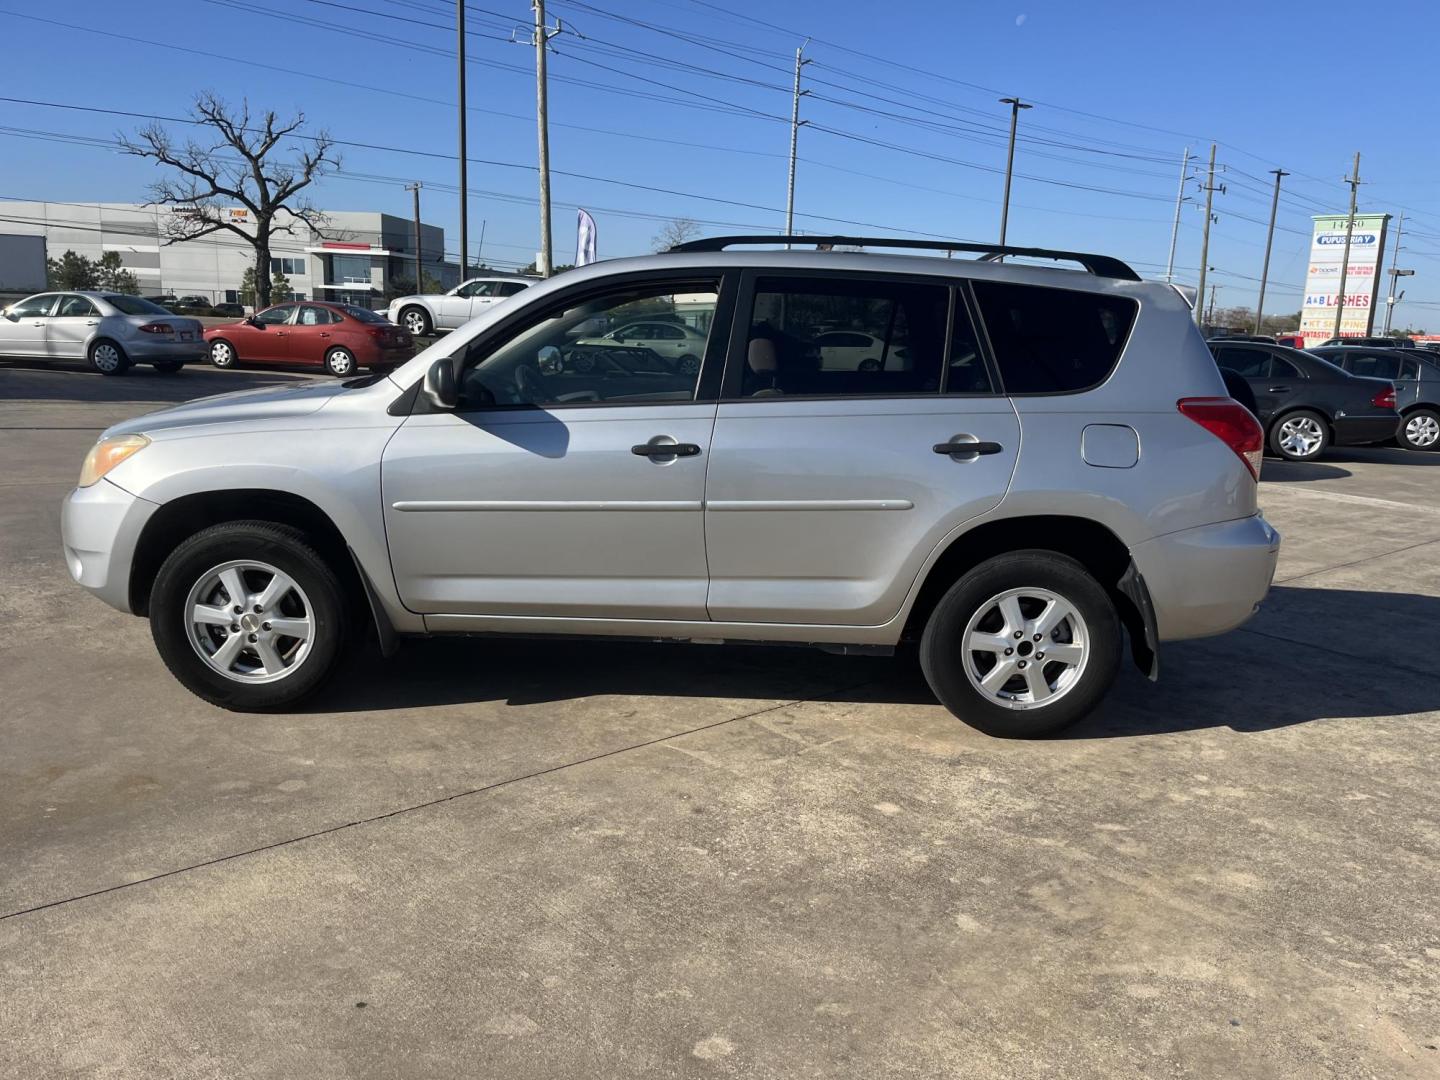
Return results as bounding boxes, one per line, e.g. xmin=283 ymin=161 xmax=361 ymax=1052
xmin=61 ymin=237 xmax=1280 ymax=738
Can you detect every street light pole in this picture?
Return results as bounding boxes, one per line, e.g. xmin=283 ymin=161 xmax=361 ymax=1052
xmin=1195 ymin=143 xmax=1219 ymax=326
xmin=998 ymin=97 xmax=1032 ymax=251
xmin=1333 ymin=151 xmax=1362 ymax=339
xmin=1254 ymin=167 xmax=1289 ymax=334
xmin=406 ymin=182 xmax=423 ymax=292
xmin=457 ymin=0 xmax=468 ymax=281
xmin=1165 ymin=146 xmax=1191 ymax=284
xmin=1384 ymin=212 xmax=1405 ymax=334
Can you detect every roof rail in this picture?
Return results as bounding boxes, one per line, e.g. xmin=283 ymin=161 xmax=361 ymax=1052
xmin=668 ymin=235 xmax=1140 ymax=282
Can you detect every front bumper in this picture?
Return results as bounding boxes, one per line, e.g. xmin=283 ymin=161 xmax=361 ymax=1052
xmin=1332 ymin=414 xmax=1399 ymax=446
xmin=61 ymin=479 xmax=158 ymax=614
xmin=1131 ymin=513 xmax=1281 ymax=641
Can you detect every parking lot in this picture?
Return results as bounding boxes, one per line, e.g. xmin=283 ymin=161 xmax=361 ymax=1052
xmin=2 ymin=361 xmax=1437 ymax=1078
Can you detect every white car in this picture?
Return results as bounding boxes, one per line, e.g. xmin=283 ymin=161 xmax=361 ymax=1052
xmin=813 ymin=330 xmax=911 ymax=371
xmin=387 ymin=276 xmax=538 ymax=337
xmin=574 ymin=319 xmax=708 ymax=374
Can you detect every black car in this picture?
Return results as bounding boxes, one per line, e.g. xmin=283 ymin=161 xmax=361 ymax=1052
xmin=1317 ymin=335 xmax=1415 ymax=348
xmin=1311 ymin=346 xmax=1440 ymax=452
xmin=1207 ymin=340 xmax=1399 ymax=461
xmin=212 ymin=303 xmax=246 ymax=318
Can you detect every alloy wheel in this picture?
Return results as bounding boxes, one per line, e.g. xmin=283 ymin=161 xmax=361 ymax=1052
xmin=183 ymin=560 xmax=315 ymax=684
xmin=1277 ymin=415 xmax=1324 ymax=458
xmin=402 ymin=310 xmax=428 ymax=336
xmin=961 ymin=587 xmax=1090 ymax=710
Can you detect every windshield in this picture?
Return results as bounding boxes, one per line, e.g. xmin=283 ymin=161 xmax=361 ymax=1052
xmin=342 ymin=305 xmax=388 ymax=323
xmin=104 ymin=295 xmax=171 ymax=316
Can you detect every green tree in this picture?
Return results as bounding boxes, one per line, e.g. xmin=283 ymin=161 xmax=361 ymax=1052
xmin=94 ymin=251 xmax=140 ymax=294
xmin=271 ymin=271 xmax=293 ymax=301
xmin=387 ymin=271 xmax=444 ymax=300
xmin=238 ymin=266 xmax=258 ymax=307
xmin=46 ymin=250 xmax=98 ymax=290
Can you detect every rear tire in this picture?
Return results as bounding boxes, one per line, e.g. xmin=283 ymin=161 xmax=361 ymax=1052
xmin=1269 ymin=409 xmax=1329 ymax=461
xmin=400 ymin=306 xmax=431 ymax=337
xmin=88 ymin=339 xmax=130 ymax=376
xmin=919 ymin=551 xmax=1122 ymax=738
xmin=149 ymin=521 xmax=352 ymax=711
xmin=1400 ymin=408 xmax=1440 ymax=451
xmin=324 ymin=347 xmax=356 ymax=377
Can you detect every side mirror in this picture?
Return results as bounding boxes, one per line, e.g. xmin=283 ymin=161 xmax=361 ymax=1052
xmin=423 ymin=355 xmax=459 ymax=410
xmin=537 ymin=345 xmax=562 ymax=374
xmin=610 ymin=330 xmax=625 ymax=342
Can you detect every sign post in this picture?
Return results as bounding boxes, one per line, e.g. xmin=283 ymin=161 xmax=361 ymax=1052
xmin=1299 ymin=212 xmax=1390 ymax=345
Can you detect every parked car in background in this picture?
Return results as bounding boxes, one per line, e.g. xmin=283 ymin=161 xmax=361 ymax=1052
xmin=204 ymin=301 xmax=412 ymax=376
xmin=212 ymin=303 xmax=246 ymax=318
xmin=1273 ymin=334 xmax=1304 ymax=348
xmin=572 ymin=319 xmax=710 ymax=374
xmin=1209 ymin=332 xmax=1275 ymax=344
xmin=0 ymin=291 xmax=202 ymax=374
xmin=811 ymin=329 xmax=914 ymax=371
xmin=63 ymin=236 xmax=1280 ymax=739
xmin=1311 ymin=346 xmax=1440 ymax=451
xmin=1208 ymin=339 xmax=1398 ymax=460
xmin=387 ymin=276 xmax=539 ymax=337
xmin=1317 ymin=335 xmax=1414 ymax=348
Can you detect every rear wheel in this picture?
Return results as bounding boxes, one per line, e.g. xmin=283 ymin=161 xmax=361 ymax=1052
xmin=88 ymin=339 xmax=130 ymax=376
xmin=919 ymin=551 xmax=1121 ymax=738
xmin=149 ymin=521 xmax=351 ymax=710
xmin=678 ymin=353 xmax=700 ymax=376
xmin=209 ymin=340 xmax=237 ymax=368
xmin=324 ymin=347 xmax=356 ymax=377
xmin=400 ymin=306 xmax=431 ymax=337
xmin=1400 ymin=408 xmax=1440 ymax=451
xmin=1270 ymin=409 xmax=1329 ymax=461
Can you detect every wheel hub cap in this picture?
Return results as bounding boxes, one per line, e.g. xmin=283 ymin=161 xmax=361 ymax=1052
xmin=1406 ymin=415 xmax=1439 ymax=447
xmin=961 ymin=587 xmax=1089 ymax=711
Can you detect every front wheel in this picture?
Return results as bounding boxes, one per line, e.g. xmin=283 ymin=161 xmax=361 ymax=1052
xmin=1400 ymin=408 xmax=1440 ymax=451
xmin=324 ymin=347 xmax=356 ymax=377
xmin=88 ymin=339 xmax=130 ymax=376
xmin=149 ymin=521 xmax=352 ymax=710
xmin=1270 ymin=410 xmax=1329 ymax=461
xmin=919 ymin=551 xmax=1121 ymax=738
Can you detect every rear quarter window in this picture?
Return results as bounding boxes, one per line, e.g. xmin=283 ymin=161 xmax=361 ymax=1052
xmin=972 ymin=281 xmax=1138 ymax=394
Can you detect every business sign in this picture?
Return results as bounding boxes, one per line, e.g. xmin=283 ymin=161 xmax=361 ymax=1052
xmin=1299 ymin=213 xmax=1389 ymax=345
xmin=227 ymin=207 xmax=251 ymax=225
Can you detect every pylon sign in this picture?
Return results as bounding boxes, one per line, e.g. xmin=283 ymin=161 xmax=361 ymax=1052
xmin=1299 ymin=213 xmax=1390 ymax=344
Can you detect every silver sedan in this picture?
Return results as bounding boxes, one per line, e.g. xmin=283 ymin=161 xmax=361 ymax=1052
xmin=0 ymin=291 xmax=206 ymax=375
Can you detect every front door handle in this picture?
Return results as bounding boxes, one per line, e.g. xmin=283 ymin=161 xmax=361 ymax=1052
xmin=632 ymin=442 xmax=701 ymax=457
xmin=934 ymin=439 xmax=1004 ymax=457
xmin=1268 ymin=385 xmax=1291 ymax=392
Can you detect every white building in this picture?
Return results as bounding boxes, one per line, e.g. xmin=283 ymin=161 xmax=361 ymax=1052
xmin=0 ymin=201 xmax=457 ymax=305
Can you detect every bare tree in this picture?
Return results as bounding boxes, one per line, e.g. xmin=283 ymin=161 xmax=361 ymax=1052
xmin=120 ymin=94 xmax=340 ymax=308
xmin=652 ymin=217 xmax=700 ymax=252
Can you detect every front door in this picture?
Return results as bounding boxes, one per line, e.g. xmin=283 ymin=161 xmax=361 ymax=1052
xmin=703 ymin=272 xmax=1020 ymax=625
xmin=0 ymin=293 xmax=58 ymax=357
xmin=383 ymin=275 xmax=728 ymax=619
xmin=246 ymin=304 xmax=298 ymax=362
xmin=47 ymin=294 xmax=102 ymax=358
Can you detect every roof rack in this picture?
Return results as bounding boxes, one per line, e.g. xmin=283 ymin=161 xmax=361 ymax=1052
xmin=668 ymin=235 xmax=1140 ymax=282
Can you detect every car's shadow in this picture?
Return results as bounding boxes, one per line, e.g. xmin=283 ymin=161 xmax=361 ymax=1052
xmin=1260 ymin=460 xmax=1351 ymax=482
xmin=1323 ymin=445 xmax=1440 ymax=467
xmin=310 ymin=586 xmax=1439 ymax=738
xmin=0 ymin=360 xmax=314 ymax=404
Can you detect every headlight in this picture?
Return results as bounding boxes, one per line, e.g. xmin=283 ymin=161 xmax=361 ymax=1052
xmin=78 ymin=434 xmax=150 ymax=488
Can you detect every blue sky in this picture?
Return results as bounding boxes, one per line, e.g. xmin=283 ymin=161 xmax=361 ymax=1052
xmin=3 ymin=0 xmax=1439 ymax=324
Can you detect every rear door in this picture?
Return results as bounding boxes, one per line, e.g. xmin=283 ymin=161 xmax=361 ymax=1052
xmin=702 ymin=271 xmax=1019 ymax=625
xmin=286 ymin=304 xmax=339 ymax=365
xmin=1343 ymin=350 xmax=1416 ymax=410
xmin=46 ymin=294 xmax=101 ymax=359
xmin=1213 ymin=345 xmax=1279 ymax=420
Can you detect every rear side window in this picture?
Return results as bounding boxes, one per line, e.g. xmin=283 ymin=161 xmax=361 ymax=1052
xmin=1347 ymin=352 xmax=1401 ymax=380
xmin=1213 ymin=347 xmax=1269 ymax=378
xmin=972 ymin=282 xmax=1137 ymax=394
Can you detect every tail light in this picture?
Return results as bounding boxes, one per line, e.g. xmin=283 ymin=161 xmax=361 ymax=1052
xmin=367 ymin=326 xmax=387 ymax=339
xmin=1371 ymin=384 xmax=1397 ymax=409
xmin=1178 ymin=397 xmax=1264 ymax=480
xmin=138 ymin=322 xmax=174 ymax=334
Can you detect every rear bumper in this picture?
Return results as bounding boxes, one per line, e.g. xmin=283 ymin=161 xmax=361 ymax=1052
xmin=1132 ymin=513 xmax=1280 ymax=641
xmin=1332 ymin=414 xmax=1399 ymax=446
xmin=123 ymin=337 xmax=206 ymax=363
xmin=61 ymin=479 xmax=158 ymax=614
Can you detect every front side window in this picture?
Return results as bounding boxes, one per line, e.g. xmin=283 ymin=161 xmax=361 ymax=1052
xmin=255 ymin=304 xmax=296 ymax=326
xmin=972 ymin=282 xmax=1137 ymax=394
xmin=458 ymin=280 xmax=497 ymax=298
xmin=9 ymin=294 xmax=58 ymax=318
xmin=56 ymin=295 xmax=99 ymax=318
xmin=740 ymin=276 xmax=950 ymax=398
xmin=458 ymin=282 xmax=718 ymax=408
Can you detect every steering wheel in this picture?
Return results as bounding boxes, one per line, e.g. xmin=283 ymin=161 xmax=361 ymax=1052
xmin=514 ymin=362 xmax=551 ymax=403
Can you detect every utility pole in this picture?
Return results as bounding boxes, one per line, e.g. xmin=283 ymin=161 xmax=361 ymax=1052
xmin=457 ymin=0 xmax=468 ymax=281
xmin=1254 ymin=167 xmax=1289 ymax=333
xmin=532 ymin=1 xmax=563 ymax=276
xmin=1207 ymin=283 xmax=1221 ymax=324
xmin=1165 ymin=146 xmax=1191 ymax=283
xmin=998 ymin=96 xmax=1033 ymax=252
xmin=1333 ymin=151 xmax=1362 ymax=339
xmin=406 ymin=182 xmax=423 ymax=291
xmin=784 ymin=39 xmax=811 ymax=247
xmin=1194 ymin=143 xmax=1221 ymax=326
xmin=477 ymin=218 xmax=487 ymax=269
xmin=1384 ymin=212 xmax=1405 ymax=334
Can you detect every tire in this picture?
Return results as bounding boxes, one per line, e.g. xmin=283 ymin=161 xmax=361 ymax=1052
xmin=858 ymin=358 xmax=881 ymax=372
xmin=1269 ymin=409 xmax=1329 ymax=461
xmin=678 ymin=354 xmax=700 ymax=376
xmin=399 ymin=306 xmax=432 ymax=337
xmin=1400 ymin=407 xmax=1440 ymax=451
xmin=149 ymin=521 xmax=352 ymax=711
xmin=324 ymin=347 xmax=356 ymax=377
xmin=209 ymin=340 xmax=237 ymax=368
xmin=88 ymin=339 xmax=130 ymax=376
xmin=919 ymin=551 xmax=1122 ymax=738
xmin=152 ymin=361 xmax=184 ymax=374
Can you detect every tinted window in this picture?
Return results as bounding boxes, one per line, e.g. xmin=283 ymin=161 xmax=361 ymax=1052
xmin=8 ymin=295 xmax=56 ymax=318
xmin=459 ymin=282 xmax=717 ymax=407
xmin=1346 ymin=352 xmax=1402 ymax=380
xmin=1270 ymin=355 xmax=1301 ymax=379
xmin=743 ymin=276 xmax=950 ymax=398
xmin=104 ymin=295 xmax=171 ymax=316
xmin=496 ymin=281 xmax=529 ymax=297
xmin=972 ymin=282 xmax=1137 ymax=394
xmin=255 ymin=305 xmax=296 ymax=325
xmin=56 ymin=295 xmax=98 ymax=318
xmin=1400 ymin=359 xmax=1421 ymax=380
xmin=1214 ymin=346 xmax=1269 ymax=378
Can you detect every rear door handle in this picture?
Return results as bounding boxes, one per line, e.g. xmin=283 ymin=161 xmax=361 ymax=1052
xmin=934 ymin=439 xmax=1004 ymax=457
xmin=632 ymin=442 xmax=701 ymax=457
xmin=1268 ymin=385 xmax=1291 ymax=392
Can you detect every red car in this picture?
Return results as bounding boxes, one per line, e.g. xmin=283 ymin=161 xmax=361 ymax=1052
xmin=204 ymin=301 xmax=413 ymax=376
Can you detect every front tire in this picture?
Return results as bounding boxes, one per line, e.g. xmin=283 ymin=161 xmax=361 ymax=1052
xmin=88 ymin=339 xmax=130 ymax=376
xmin=399 ymin=306 xmax=432 ymax=337
xmin=919 ymin=551 xmax=1121 ymax=738
xmin=1400 ymin=408 xmax=1440 ymax=451
xmin=149 ymin=521 xmax=351 ymax=711
xmin=324 ymin=347 xmax=356 ymax=377
xmin=1270 ymin=409 xmax=1329 ymax=461
xmin=209 ymin=340 xmax=237 ymax=368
